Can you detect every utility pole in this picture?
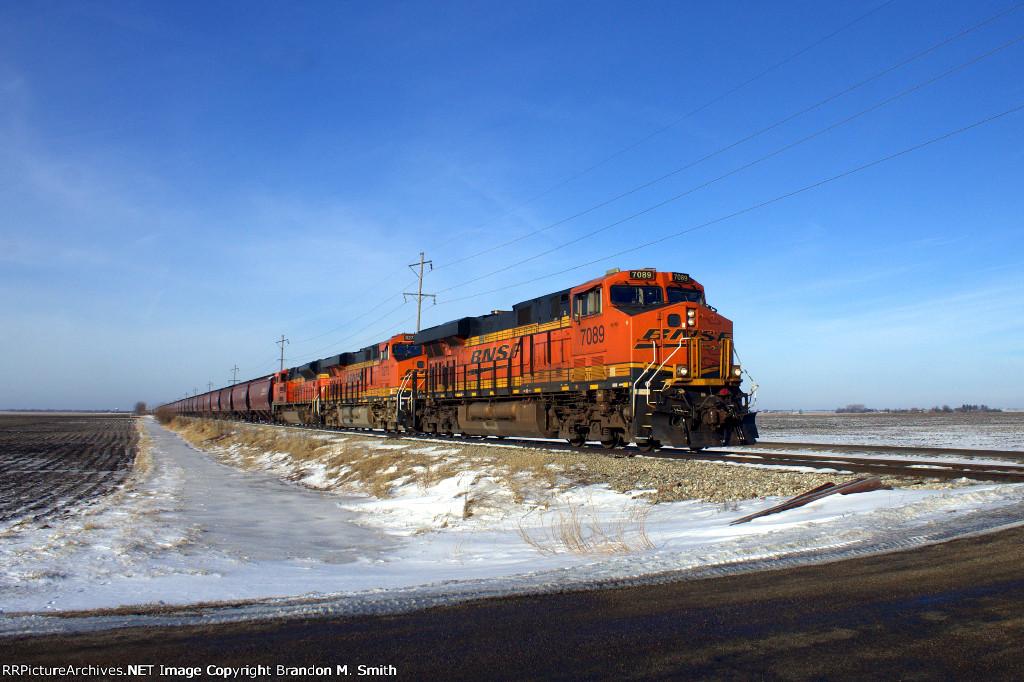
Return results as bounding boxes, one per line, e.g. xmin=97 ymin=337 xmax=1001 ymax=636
xmin=404 ymin=252 xmax=436 ymax=333
xmin=230 ymin=365 xmax=239 ymax=385
xmin=277 ymin=334 xmax=289 ymax=372
xmin=208 ymin=381 xmax=214 ymax=392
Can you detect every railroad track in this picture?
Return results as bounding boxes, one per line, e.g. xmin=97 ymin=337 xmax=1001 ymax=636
xmin=258 ymin=420 xmax=1024 ymax=484
xmin=747 ymin=441 xmax=1024 ymax=461
xmin=657 ymin=448 xmax=1024 ymax=483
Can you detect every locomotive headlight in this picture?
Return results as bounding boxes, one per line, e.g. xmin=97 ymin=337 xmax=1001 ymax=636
xmin=732 ymin=366 xmax=743 ymax=378
xmin=687 ymin=309 xmax=696 ymax=327
xmin=676 ymin=365 xmax=689 ymax=378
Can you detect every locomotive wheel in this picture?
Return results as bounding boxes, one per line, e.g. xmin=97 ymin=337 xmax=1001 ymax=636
xmin=635 ymin=439 xmax=660 ymax=452
xmin=600 ymin=435 xmax=623 ymax=449
xmin=568 ymin=435 xmax=586 ymax=448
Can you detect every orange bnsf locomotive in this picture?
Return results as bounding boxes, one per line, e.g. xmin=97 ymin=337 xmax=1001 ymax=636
xmin=164 ymin=268 xmax=757 ymax=450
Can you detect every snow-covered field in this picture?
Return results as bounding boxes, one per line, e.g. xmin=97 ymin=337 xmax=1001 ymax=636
xmin=2 ymin=417 xmax=1023 ymax=636
xmin=756 ymin=411 xmax=1024 ymax=450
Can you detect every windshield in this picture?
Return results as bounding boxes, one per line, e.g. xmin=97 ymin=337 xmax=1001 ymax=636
xmin=667 ymin=286 xmax=705 ymax=305
xmin=392 ymin=344 xmax=422 ymax=358
xmin=610 ymin=285 xmax=663 ymax=306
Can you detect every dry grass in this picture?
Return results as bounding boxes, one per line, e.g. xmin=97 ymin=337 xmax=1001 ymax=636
xmin=127 ymin=421 xmax=156 ymax=489
xmin=164 ymin=419 xmax=662 ymax=546
xmin=517 ymin=498 xmax=657 ymax=556
xmin=164 ymin=418 xmax=577 ymax=507
xmin=172 ymin=418 xmax=328 ymax=461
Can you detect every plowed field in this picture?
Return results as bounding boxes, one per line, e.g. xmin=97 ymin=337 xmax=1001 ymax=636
xmin=0 ymin=414 xmax=138 ymax=524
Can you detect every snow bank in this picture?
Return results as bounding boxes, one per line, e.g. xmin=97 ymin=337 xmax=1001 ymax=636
xmin=1 ymin=418 xmax=1021 ymax=636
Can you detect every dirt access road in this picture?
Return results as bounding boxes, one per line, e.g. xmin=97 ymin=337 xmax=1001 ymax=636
xmin=4 ymin=522 xmax=1023 ymax=680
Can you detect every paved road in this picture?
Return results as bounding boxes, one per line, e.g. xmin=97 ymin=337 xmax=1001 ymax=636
xmin=4 ymin=522 xmax=1023 ymax=680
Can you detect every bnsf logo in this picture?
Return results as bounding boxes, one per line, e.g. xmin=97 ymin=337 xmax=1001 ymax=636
xmin=641 ymin=329 xmax=732 ymax=341
xmin=470 ymin=344 xmax=517 ymax=363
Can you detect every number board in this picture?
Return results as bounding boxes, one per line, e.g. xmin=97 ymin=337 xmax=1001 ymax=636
xmin=629 ymin=270 xmax=655 ymax=280
xmin=671 ymin=272 xmax=690 ymax=283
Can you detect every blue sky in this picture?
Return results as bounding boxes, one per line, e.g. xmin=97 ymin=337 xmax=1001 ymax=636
xmin=1 ymin=1 xmax=1022 ymax=410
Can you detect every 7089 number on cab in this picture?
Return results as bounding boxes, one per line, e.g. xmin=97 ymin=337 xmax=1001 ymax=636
xmin=580 ymin=325 xmax=605 ymax=345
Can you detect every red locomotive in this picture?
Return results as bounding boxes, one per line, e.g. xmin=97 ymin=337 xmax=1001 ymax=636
xmin=163 ymin=268 xmax=757 ymax=450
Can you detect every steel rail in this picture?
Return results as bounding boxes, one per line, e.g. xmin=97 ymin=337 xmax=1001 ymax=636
xmin=655 ymin=449 xmax=1024 ymax=483
xmin=742 ymin=441 xmax=1024 ymax=460
xmin=178 ymin=418 xmax=1024 ymax=483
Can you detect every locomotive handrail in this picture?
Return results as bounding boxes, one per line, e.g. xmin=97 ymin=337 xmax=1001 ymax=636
xmin=396 ymin=369 xmax=425 ymax=416
xmin=396 ymin=370 xmax=414 ymax=412
xmin=631 ymin=342 xmax=660 ymax=440
xmin=631 ymin=344 xmax=658 ymax=398
xmin=645 ymin=338 xmax=686 ymax=406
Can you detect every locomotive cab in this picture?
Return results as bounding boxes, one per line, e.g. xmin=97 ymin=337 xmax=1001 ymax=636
xmin=569 ymin=268 xmax=756 ymax=450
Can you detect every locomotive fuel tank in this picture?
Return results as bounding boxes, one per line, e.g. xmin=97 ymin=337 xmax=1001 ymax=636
xmin=456 ymin=401 xmax=559 ymax=438
xmin=336 ymin=405 xmax=375 ymax=429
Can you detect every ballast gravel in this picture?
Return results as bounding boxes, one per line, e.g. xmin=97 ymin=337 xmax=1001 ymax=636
xmin=170 ymin=418 xmax=975 ymax=506
xmin=445 ymin=441 xmax=966 ymax=504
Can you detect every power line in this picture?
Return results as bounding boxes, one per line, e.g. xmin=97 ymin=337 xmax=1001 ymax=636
xmin=282 ymin=101 xmax=1024 ymax=373
xmin=170 ymin=1 xmax=918 ymax=386
xmin=226 ymin=258 xmax=419 ymax=377
xmin=434 ymin=1 xmax=1024 ymax=274
xmin=403 ymin=252 xmax=436 ymax=333
xmin=291 ymin=281 xmax=410 ymax=344
xmin=295 ymin=300 xmax=410 ymax=362
xmin=177 ymin=4 xmax=1022 ymax=391
xmin=431 ymin=0 xmax=902 ymax=252
xmin=433 ymin=103 xmax=1024 ymax=307
xmin=282 ymin=260 xmax=416 ymax=338
xmin=239 ymin=0 xmax=912 ymax=365
xmin=277 ymin=334 xmax=289 ymax=372
xmin=269 ymin=2 xmax=910 ymax=363
xmin=433 ymin=32 xmax=1024 ymax=296
xmin=226 ymin=82 xmax=1023 ymax=381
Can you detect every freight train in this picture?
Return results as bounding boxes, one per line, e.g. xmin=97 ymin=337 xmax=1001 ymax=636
xmin=162 ymin=268 xmax=757 ymax=450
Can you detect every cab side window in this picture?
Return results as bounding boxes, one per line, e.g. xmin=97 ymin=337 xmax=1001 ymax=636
xmin=573 ymin=287 xmax=602 ymax=318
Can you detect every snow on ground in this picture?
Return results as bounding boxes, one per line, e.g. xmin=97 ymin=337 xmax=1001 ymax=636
xmin=756 ymin=411 xmax=1024 ymax=451
xmin=2 ymin=418 xmax=1023 ymax=636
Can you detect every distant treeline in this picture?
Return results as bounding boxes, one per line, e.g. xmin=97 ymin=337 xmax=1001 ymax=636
xmin=836 ymin=404 xmax=1002 ymax=414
